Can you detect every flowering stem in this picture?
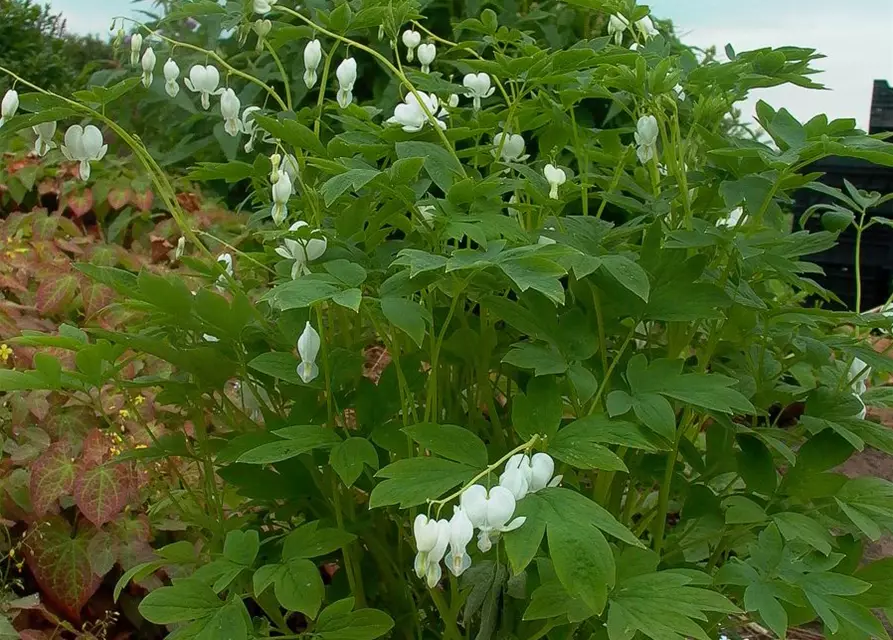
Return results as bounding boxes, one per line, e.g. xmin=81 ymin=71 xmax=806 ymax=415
xmin=595 ymin=146 xmax=632 ymax=219
xmin=429 ymin=434 xmax=541 ymax=515
xmin=118 ymin=17 xmax=289 ymax=111
xmin=569 ymin=105 xmax=589 ymax=215
xmin=587 ymin=321 xmax=639 ymax=414
xmin=264 ymin=40 xmax=293 ymax=111
xmin=277 ymin=6 xmax=464 ymax=172
xmin=854 ymin=211 xmax=868 ymax=333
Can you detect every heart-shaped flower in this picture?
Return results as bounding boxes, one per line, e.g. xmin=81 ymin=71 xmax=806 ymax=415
xmin=463 ymin=73 xmax=495 ymax=111
xmin=61 ymin=124 xmax=108 ymax=181
xmin=184 ymin=64 xmax=223 ymax=110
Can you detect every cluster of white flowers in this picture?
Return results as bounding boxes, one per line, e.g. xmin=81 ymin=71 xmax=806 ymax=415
xmin=402 ymin=30 xmax=436 ymax=73
xmin=413 ymin=452 xmax=559 ymax=587
xmin=387 ymin=92 xmax=447 ymax=132
xmin=635 ymin=114 xmax=659 ymax=164
xmin=608 ymin=13 xmax=658 ymax=46
xmin=296 ymin=321 xmax=321 ymax=383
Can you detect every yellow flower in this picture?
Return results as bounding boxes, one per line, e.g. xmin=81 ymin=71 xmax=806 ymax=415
xmin=133 ymin=395 xmax=145 ymax=406
xmin=119 ymin=409 xmax=130 ymax=419
xmin=135 ymin=444 xmax=148 ymax=449
xmin=0 ymin=344 xmax=12 ymax=362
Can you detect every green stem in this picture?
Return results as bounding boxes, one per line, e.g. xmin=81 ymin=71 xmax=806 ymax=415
xmin=653 ymin=421 xmax=684 ymax=555
xmin=587 ymin=322 xmax=639 ymax=414
xmin=569 ymin=106 xmax=589 ymax=216
xmin=855 ymin=211 xmax=868 ymax=328
xmin=314 ymin=42 xmax=339 ymax=136
xmin=264 ymin=40 xmax=293 ymax=111
xmin=331 ymin=474 xmax=366 ymax=606
xmin=595 ymin=146 xmax=632 ymax=219
xmin=429 ymin=588 xmax=462 ymax=640
xmin=315 ymin=306 xmax=336 ymax=426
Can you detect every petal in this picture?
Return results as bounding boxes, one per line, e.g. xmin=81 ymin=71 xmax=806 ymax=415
xmin=296 ymin=361 xmax=319 ymax=384
xmin=414 ymin=552 xmax=427 ymax=579
xmin=184 ymin=78 xmax=196 ymax=92
xmin=305 ymin=237 xmax=327 ymax=261
xmin=460 ymin=485 xmax=489 ymax=527
xmin=485 ymin=486 xmax=517 ymax=529
xmin=476 ymin=530 xmax=492 ymax=553
xmin=501 ymin=516 xmax=526 ymax=532
xmin=425 ymin=560 xmax=442 ymax=588
xmin=274 ymin=247 xmax=291 ymax=259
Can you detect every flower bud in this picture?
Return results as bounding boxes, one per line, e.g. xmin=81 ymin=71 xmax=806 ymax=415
xmin=164 ymin=58 xmax=180 ymax=98
xmin=270 ymin=153 xmax=281 ymax=182
xmin=336 ymin=58 xmax=357 ymax=109
xmin=303 ymin=39 xmax=322 ymax=89
xmin=296 ymin=321 xmax=321 ymax=383
xmin=130 ymin=33 xmax=143 ymax=66
xmin=0 ymin=90 xmax=19 ymax=129
xmin=220 ymin=88 xmax=242 ymax=137
xmin=140 ymin=47 xmax=156 ymax=88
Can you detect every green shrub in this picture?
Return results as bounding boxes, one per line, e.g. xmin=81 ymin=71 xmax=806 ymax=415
xmin=2 ymin=1 xmax=893 ymax=639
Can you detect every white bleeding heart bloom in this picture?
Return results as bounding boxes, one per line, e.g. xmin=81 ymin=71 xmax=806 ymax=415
xmin=493 ymin=132 xmax=529 ymax=163
xmin=717 ymin=207 xmax=745 ymax=228
xmin=413 ymin=515 xmax=450 ymax=588
xmin=386 ymin=92 xmax=447 ymax=132
xmin=140 ymin=47 xmax=156 ymax=88
xmin=529 ymin=453 xmax=561 ymax=492
xmin=216 ymin=252 xmax=233 ymax=289
xmin=296 ymin=321 xmax=321 ymax=384
xmin=282 ymin=153 xmax=300 ymax=184
xmin=460 ymin=485 xmax=526 ymax=553
xmin=445 ymin=507 xmax=474 ymax=577
xmin=635 ymin=114 xmax=659 ymax=164
xmin=163 ymin=58 xmax=180 ymax=98
xmin=303 ymin=40 xmax=322 ymax=89
xmin=447 ymin=93 xmax=459 ymax=108
xmin=543 ymin=164 xmax=566 ymax=200
xmin=241 ymin=106 xmax=261 ymax=152
xmin=32 ymin=121 xmax=57 ymax=156
xmin=0 ymin=89 xmax=19 ymax=129
xmin=608 ymin=14 xmax=629 ymax=46
xmin=253 ymin=0 xmax=276 ymax=14
xmin=184 ymin=64 xmax=223 ymax=110
xmin=850 ymin=357 xmax=870 ymax=396
xmin=60 ymin=125 xmax=108 ymax=181
xmin=402 ymin=29 xmax=421 ymax=62
xmin=463 ymin=73 xmax=495 ymax=111
xmin=276 ymin=221 xmax=327 ymax=279
xmin=130 ymin=33 xmax=143 ymax=66
xmin=417 ymin=43 xmax=436 ymax=73
xmin=499 ymin=453 xmax=532 ymax=500
xmin=270 ymin=169 xmax=292 ymax=225
xmin=336 ymin=58 xmax=357 ymax=108
xmin=220 ymin=88 xmax=242 ymax=137
xmin=254 ymin=19 xmax=272 ymax=51
xmin=636 ymin=15 xmax=658 ymax=40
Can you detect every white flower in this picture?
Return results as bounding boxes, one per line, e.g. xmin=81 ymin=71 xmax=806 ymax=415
xmin=543 ymin=164 xmax=566 ymax=200
xmin=130 ymin=33 xmax=143 ymax=66
xmin=850 ymin=357 xmax=870 ymax=396
xmin=220 ymin=88 xmax=242 ymax=137
xmin=413 ymin=515 xmax=450 ymax=588
xmin=32 ymin=121 xmax=57 ymax=156
xmin=303 ymin=40 xmax=322 ymax=89
xmin=163 ymin=58 xmax=180 ymax=98
xmin=140 ymin=47 xmax=156 ymax=88
xmin=402 ymin=29 xmax=421 ymax=62
xmin=216 ymin=252 xmax=233 ymax=289
xmin=175 ymin=236 xmax=186 ymax=260
xmin=463 ymin=73 xmax=495 ymax=111
xmin=417 ymin=43 xmax=436 ymax=74
xmin=254 ymin=19 xmax=272 ymax=51
xmin=608 ymin=14 xmax=629 ymax=46
xmin=386 ymin=92 xmax=447 ymax=132
xmin=717 ymin=207 xmax=745 ymax=228
xmin=492 ymin=132 xmax=528 ymax=163
xmin=529 ymin=453 xmax=561 ymax=492
xmin=0 ymin=89 xmax=19 ymax=129
xmin=460 ymin=484 xmax=526 ymax=553
xmin=636 ymin=15 xmax=658 ymax=40
xmin=60 ymin=125 xmax=108 ymax=181
xmin=270 ymin=169 xmax=292 ymax=225
xmin=184 ymin=64 xmax=223 ymax=110
xmin=499 ymin=453 xmax=532 ymax=500
xmin=203 ymin=334 xmax=219 ymax=343
xmin=447 ymin=93 xmax=459 ymax=108
xmin=336 ymin=58 xmax=357 ymax=108
xmin=629 ymin=42 xmax=639 ymax=52
xmin=635 ymin=115 xmax=659 ymax=164
xmin=276 ymin=221 xmax=327 ymax=279
xmin=296 ymin=321 xmax=321 ymax=384
xmin=282 ymin=153 xmax=300 ymax=183
xmin=445 ymin=507 xmax=474 ymax=577
xmin=253 ymin=0 xmax=277 ymax=14
xmin=241 ymin=106 xmax=261 ymax=152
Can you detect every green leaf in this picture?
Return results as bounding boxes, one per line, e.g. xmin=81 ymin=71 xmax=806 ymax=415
xmin=138 ymin=579 xmax=223 ymax=624
xmin=380 ymin=297 xmax=428 ymax=347
xmin=254 ymin=115 xmax=327 ymax=157
xmin=502 ymin=342 xmax=568 ymax=376
xmin=744 ymin=584 xmax=788 ymax=638
xmin=512 ymin=376 xmax=563 ymax=440
xmin=273 ymin=558 xmax=324 ymax=617
xmin=186 ymin=599 xmax=250 ymax=640
xmin=403 ymin=423 xmax=488 ymax=467
xmin=559 ymin=416 xmax=665 ymax=453
xmin=248 ymin=352 xmax=302 ymax=384
xmin=324 ymin=260 xmax=367 ymax=287
xmin=320 ymin=169 xmax=382 ymax=206
xmin=282 ymin=523 xmax=356 ymax=559
xmin=330 ymin=437 xmax=379 ymax=487
xmin=535 ymin=488 xmax=642 ymax=547
xmin=503 ymin=497 xmax=546 ymax=574
xmin=370 ymin=457 xmax=476 ymax=508
xmin=736 ymin=435 xmax=777 ymax=495
xmin=395 ymin=141 xmax=463 ymax=192
xmin=262 ymin=277 xmax=340 ymax=311
xmin=188 ymin=161 xmax=256 ymax=183
xmin=600 ymin=255 xmax=650 ymax=302
xmin=772 ymin=512 xmax=833 ymax=555
xmin=548 ymin=519 xmax=614 ymax=614
xmin=223 ymin=530 xmax=259 ymax=567
xmin=332 ymin=288 xmax=363 ymax=313
xmin=550 ymin=422 xmax=628 ymax=471
xmin=632 ymin=392 xmax=677 ymax=442
xmin=316 ymin=600 xmax=395 ymax=640
xmin=238 ymin=426 xmax=340 ymax=464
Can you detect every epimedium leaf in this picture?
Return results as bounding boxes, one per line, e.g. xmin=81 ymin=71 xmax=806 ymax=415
xmin=35 ymin=274 xmax=79 ymax=316
xmin=403 ymin=423 xmax=488 ymax=467
xmin=23 ymin=518 xmax=102 ymax=621
xmin=330 ymin=437 xmax=379 ymax=487
xmin=73 ymin=462 xmax=132 ymax=528
xmin=30 ymin=442 xmax=76 ymax=516
xmin=369 ymin=457 xmax=477 ymax=508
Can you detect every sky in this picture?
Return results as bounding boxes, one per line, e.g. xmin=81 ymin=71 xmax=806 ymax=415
xmin=48 ymin=0 xmax=893 ymax=130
